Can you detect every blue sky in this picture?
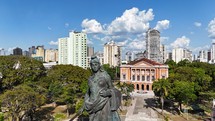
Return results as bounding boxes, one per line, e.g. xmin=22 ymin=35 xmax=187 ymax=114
xmin=0 ymin=0 xmax=215 ymax=55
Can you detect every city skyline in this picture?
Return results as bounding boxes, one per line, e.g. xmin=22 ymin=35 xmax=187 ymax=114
xmin=0 ymin=0 xmax=215 ymax=55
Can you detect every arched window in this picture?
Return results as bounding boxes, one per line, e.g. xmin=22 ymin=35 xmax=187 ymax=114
xmin=146 ymin=85 xmax=149 ymax=91
xmin=142 ymin=84 xmax=144 ymax=90
xmin=137 ymin=84 xmax=139 ymax=90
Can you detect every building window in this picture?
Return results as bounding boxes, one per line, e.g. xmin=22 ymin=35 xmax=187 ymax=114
xmin=152 ymin=76 xmax=155 ymax=81
xmin=147 ymin=76 xmax=150 ymax=81
xmin=162 ymin=76 xmax=165 ymax=79
xmin=132 ymin=75 xmax=135 ymax=81
xmin=142 ymin=76 xmax=145 ymax=81
xmin=137 ymin=75 xmax=140 ymax=81
xmin=123 ymin=74 xmax=126 ymax=80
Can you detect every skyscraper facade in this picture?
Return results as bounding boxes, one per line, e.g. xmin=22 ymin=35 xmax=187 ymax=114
xmin=13 ymin=47 xmax=23 ymax=55
xmin=146 ymin=28 xmax=163 ymax=63
xmin=58 ymin=31 xmax=87 ymax=68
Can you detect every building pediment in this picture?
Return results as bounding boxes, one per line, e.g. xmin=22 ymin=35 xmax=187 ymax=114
xmin=127 ymin=58 xmax=162 ymax=66
xmin=133 ymin=61 xmax=153 ymax=67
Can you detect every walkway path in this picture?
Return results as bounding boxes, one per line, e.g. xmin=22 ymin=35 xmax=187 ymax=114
xmin=125 ymin=91 xmax=163 ymax=121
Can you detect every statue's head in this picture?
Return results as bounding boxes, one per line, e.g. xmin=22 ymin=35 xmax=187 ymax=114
xmin=90 ymin=56 xmax=101 ymax=73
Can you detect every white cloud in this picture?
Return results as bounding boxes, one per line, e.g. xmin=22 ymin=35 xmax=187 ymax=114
xmin=80 ymin=7 xmax=171 ymax=53
xmin=107 ymin=8 xmax=154 ymax=35
xmin=208 ymin=18 xmax=215 ymax=39
xmin=194 ymin=22 xmax=202 ymax=27
xmin=127 ymin=39 xmax=145 ymax=50
xmin=87 ymin=39 xmax=93 ymax=45
xmin=49 ymin=41 xmax=58 ymax=45
xmin=65 ymin=23 xmax=69 ymax=28
xmin=8 ymin=47 xmax=16 ymax=55
xmin=92 ymin=35 xmax=101 ymax=40
xmin=81 ymin=19 xmax=103 ymax=34
xmin=170 ymin=36 xmax=190 ymax=48
xmin=190 ymin=45 xmax=210 ymax=53
xmin=160 ymin=37 xmax=169 ymax=43
xmin=116 ymin=40 xmax=128 ymax=46
xmin=48 ymin=27 xmax=52 ymax=30
xmin=154 ymin=20 xmax=170 ymax=31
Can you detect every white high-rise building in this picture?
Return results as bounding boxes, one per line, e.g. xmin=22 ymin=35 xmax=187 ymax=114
xmin=198 ymin=50 xmax=208 ymax=62
xmin=104 ymin=41 xmax=121 ymax=67
xmin=210 ymin=43 xmax=215 ymax=63
xmin=172 ymin=48 xmax=192 ymax=63
xmin=58 ymin=31 xmax=87 ymax=68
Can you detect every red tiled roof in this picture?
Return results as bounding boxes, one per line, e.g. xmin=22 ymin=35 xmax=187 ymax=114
xmin=127 ymin=58 xmax=162 ymax=65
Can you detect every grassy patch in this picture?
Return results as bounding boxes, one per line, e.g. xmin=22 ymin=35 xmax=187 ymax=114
xmin=54 ymin=113 xmax=67 ymax=121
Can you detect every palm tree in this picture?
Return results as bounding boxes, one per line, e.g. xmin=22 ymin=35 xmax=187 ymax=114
xmin=153 ymin=78 xmax=171 ymax=114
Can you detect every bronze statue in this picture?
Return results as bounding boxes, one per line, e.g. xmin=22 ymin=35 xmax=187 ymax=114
xmin=82 ymin=56 xmax=121 ymax=121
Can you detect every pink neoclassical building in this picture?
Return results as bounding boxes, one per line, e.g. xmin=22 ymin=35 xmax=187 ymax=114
xmin=120 ymin=58 xmax=169 ymax=92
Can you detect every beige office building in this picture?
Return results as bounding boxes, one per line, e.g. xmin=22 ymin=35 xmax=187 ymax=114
xmin=45 ymin=49 xmax=58 ymax=62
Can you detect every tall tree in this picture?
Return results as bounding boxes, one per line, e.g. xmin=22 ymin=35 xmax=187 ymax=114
xmin=0 ymin=85 xmax=46 ymax=121
xmin=46 ymin=65 xmax=91 ymax=114
xmin=153 ymin=79 xmax=171 ymax=114
xmin=170 ymin=81 xmax=197 ymax=111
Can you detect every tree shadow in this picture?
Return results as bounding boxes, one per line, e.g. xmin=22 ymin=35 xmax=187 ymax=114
xmin=33 ymin=106 xmax=55 ymax=121
xmin=143 ymin=97 xmax=180 ymax=115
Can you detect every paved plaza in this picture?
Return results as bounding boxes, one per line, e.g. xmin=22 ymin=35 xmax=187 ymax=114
xmin=124 ymin=91 xmax=163 ymax=121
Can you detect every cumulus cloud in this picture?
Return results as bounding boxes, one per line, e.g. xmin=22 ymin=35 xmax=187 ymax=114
xmin=127 ymin=39 xmax=145 ymax=50
xmin=49 ymin=41 xmax=58 ymax=45
xmin=208 ymin=18 xmax=215 ymax=39
xmin=80 ymin=7 xmax=170 ymax=52
xmin=194 ymin=22 xmax=202 ymax=27
xmin=154 ymin=20 xmax=170 ymax=31
xmin=170 ymin=36 xmax=190 ymax=48
xmin=82 ymin=19 xmax=103 ymax=34
xmin=107 ymin=7 xmax=154 ymax=35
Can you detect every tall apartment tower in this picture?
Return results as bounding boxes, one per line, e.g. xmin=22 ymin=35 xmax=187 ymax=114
xmin=104 ymin=41 xmax=121 ymax=67
xmin=13 ymin=47 xmax=23 ymax=55
xmin=146 ymin=28 xmax=163 ymax=63
xmin=58 ymin=31 xmax=87 ymax=68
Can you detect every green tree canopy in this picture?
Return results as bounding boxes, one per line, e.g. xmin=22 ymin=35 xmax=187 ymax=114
xmin=170 ymin=81 xmax=197 ymax=111
xmin=0 ymin=56 xmax=46 ymax=90
xmin=0 ymin=84 xmax=46 ymax=121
